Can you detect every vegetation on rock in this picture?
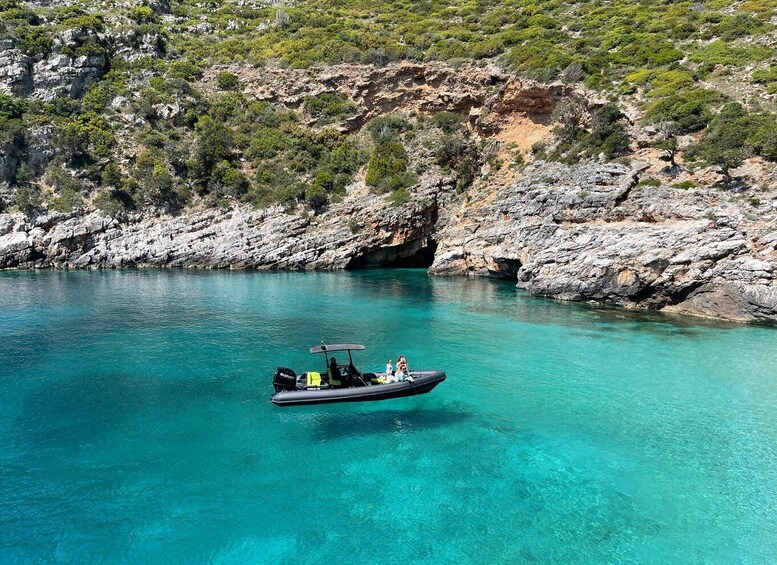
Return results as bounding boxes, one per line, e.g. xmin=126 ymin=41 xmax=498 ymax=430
xmin=0 ymin=0 xmax=775 ymax=214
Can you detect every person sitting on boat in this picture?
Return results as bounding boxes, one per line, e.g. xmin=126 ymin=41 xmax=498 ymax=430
xmin=328 ymin=357 xmax=343 ymax=387
xmin=385 ymin=359 xmax=394 ymax=383
xmin=395 ymin=356 xmax=408 ymax=381
xmin=396 ymin=356 xmax=415 ymax=383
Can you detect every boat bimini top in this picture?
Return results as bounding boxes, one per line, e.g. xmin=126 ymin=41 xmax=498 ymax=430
xmin=309 ymin=343 xmax=365 ymax=354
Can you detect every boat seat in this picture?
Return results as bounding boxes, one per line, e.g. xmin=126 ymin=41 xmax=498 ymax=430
xmin=306 ymin=372 xmax=322 ymax=388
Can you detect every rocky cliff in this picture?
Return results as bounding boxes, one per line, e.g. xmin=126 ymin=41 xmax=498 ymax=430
xmin=0 ymin=18 xmax=776 ymax=324
xmin=2 ymin=157 xmax=776 ymax=323
xmin=431 ymin=161 xmax=777 ymax=323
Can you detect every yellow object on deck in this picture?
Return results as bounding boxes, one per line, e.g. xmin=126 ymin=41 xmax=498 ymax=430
xmin=306 ymin=372 xmax=321 ymax=387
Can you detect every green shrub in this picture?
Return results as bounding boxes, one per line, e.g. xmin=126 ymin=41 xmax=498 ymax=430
xmin=387 ymin=187 xmax=411 ymax=207
xmin=13 ymin=184 xmax=43 ymax=213
xmin=81 ymin=82 xmax=113 ymax=112
xmin=133 ymin=152 xmax=176 ymax=206
xmin=12 ymin=25 xmax=52 ymax=55
xmin=507 ymin=41 xmax=572 ymax=80
xmin=246 ymin=128 xmax=290 ymax=159
xmin=303 ymin=92 xmax=357 ymax=124
xmin=57 ymin=112 xmax=115 ymax=165
xmin=46 ymin=167 xmax=86 ymax=212
xmin=752 ymin=66 xmax=777 ymax=84
xmin=168 ymin=60 xmax=202 ymax=81
xmin=587 ymin=103 xmax=631 ymax=159
xmin=216 ymin=71 xmax=239 ymax=90
xmin=672 ymin=180 xmax=696 ymax=190
xmin=644 ymin=89 xmax=726 ymax=133
xmin=431 ymin=111 xmax=463 ymax=134
xmin=129 ymin=5 xmax=155 ymax=24
xmin=366 ymin=140 xmax=412 ymax=193
xmin=687 ymin=103 xmax=751 ymax=184
xmin=434 ymin=135 xmax=469 ymax=168
xmin=209 ymin=160 xmax=249 ymax=198
xmin=689 ymin=41 xmax=772 ymax=66
xmin=94 ymin=188 xmax=134 ymax=216
xmin=304 ymin=182 xmax=328 ymax=211
xmin=190 ymin=115 xmax=234 ymax=189
xmin=59 ymin=14 xmax=103 ymax=31
xmin=0 ymin=1 xmax=40 ymax=24
xmin=709 ymin=14 xmax=769 ymax=40
xmin=365 ymin=114 xmax=409 ymax=142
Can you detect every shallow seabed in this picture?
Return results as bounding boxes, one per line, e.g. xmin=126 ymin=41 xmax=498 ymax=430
xmin=1 ymin=269 xmax=775 ymax=563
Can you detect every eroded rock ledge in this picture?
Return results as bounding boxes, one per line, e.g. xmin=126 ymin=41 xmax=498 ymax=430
xmin=431 ymin=161 xmax=777 ymax=323
xmin=0 ymin=177 xmax=449 ymax=271
xmin=2 ymin=161 xmax=776 ymax=324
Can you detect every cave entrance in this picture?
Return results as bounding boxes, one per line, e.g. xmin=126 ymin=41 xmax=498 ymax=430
xmin=346 ymin=238 xmax=438 ymax=269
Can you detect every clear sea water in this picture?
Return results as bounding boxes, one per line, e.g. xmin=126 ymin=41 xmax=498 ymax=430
xmin=1 ymin=269 xmax=776 ymax=564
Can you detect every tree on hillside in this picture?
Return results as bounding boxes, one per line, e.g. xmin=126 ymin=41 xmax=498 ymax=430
xmin=690 ymin=103 xmax=750 ymax=186
xmin=588 ymin=103 xmax=630 ymax=159
xmin=190 ymin=115 xmax=234 ymax=191
xmin=652 ymin=121 xmax=680 ymax=169
xmin=552 ymin=96 xmax=587 ymax=143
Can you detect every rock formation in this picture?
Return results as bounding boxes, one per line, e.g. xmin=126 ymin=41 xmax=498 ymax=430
xmin=0 ymin=54 xmax=775 ymax=324
xmin=2 ymin=159 xmax=776 ymax=323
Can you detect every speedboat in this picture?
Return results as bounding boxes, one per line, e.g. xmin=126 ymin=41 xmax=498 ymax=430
xmin=271 ymin=342 xmax=446 ymax=407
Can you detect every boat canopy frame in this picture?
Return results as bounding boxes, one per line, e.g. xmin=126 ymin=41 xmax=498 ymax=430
xmin=311 ymin=342 xmax=365 ymax=375
xmin=309 ymin=343 xmax=365 ymax=354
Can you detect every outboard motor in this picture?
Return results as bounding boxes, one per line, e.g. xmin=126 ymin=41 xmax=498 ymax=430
xmin=273 ymin=367 xmax=297 ymax=392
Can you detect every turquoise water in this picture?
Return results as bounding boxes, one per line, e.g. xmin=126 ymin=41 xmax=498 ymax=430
xmin=1 ymin=270 xmax=776 ymax=564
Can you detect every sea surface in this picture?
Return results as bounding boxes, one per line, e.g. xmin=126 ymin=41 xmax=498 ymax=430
xmin=1 ymin=269 xmax=776 ymax=564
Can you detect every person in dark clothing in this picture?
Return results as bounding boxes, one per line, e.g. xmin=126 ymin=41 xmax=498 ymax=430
xmin=328 ymin=357 xmax=345 ymax=387
xmin=346 ymin=362 xmax=364 ymax=386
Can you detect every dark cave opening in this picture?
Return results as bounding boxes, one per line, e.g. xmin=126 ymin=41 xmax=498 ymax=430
xmin=346 ymin=238 xmax=438 ymax=269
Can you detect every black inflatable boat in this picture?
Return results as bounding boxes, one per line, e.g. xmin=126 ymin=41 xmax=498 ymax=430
xmin=271 ymin=343 xmax=446 ymax=407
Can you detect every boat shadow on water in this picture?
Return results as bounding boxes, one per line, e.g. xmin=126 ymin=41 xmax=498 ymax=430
xmin=311 ymin=406 xmax=472 ymax=441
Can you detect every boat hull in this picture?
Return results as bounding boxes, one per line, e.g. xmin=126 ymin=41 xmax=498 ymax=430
xmin=271 ymin=371 xmax=446 ymax=407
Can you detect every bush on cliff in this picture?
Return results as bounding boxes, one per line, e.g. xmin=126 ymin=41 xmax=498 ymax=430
xmin=366 ymin=114 xmax=410 ymax=143
xmin=216 ymin=71 xmax=239 ymax=90
xmin=190 ymin=115 xmax=235 ymax=191
xmin=132 ymin=150 xmax=176 ymax=207
xmin=12 ymin=183 xmax=43 ymax=213
xmin=687 ymin=103 xmax=777 ymax=185
xmin=303 ymin=92 xmax=357 ymax=124
xmin=587 ymin=104 xmax=631 ymax=159
xmin=45 ymin=166 xmax=86 ymax=213
xmin=366 ymin=140 xmax=414 ymax=193
xmin=57 ymin=112 xmax=115 ymax=166
xmin=551 ymin=103 xmax=631 ymax=162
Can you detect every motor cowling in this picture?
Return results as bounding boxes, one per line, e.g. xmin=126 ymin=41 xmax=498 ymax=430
xmin=273 ymin=367 xmax=297 ymax=392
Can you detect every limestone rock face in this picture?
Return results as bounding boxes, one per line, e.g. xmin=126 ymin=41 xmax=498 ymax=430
xmin=0 ymin=23 xmax=162 ymax=102
xmin=216 ymin=61 xmax=573 ymax=134
xmin=0 ymin=37 xmax=109 ymax=102
xmin=30 ymin=52 xmax=108 ymax=102
xmin=430 ymin=161 xmax=777 ymax=323
xmin=0 ymin=40 xmax=33 ymax=96
xmin=0 ymin=178 xmax=447 ymax=272
xmin=2 ymin=160 xmax=776 ymax=324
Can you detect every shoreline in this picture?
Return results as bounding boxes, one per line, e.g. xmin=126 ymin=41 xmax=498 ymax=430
xmin=2 ymin=161 xmax=776 ymax=326
xmin=1 ymin=263 xmax=773 ymax=328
